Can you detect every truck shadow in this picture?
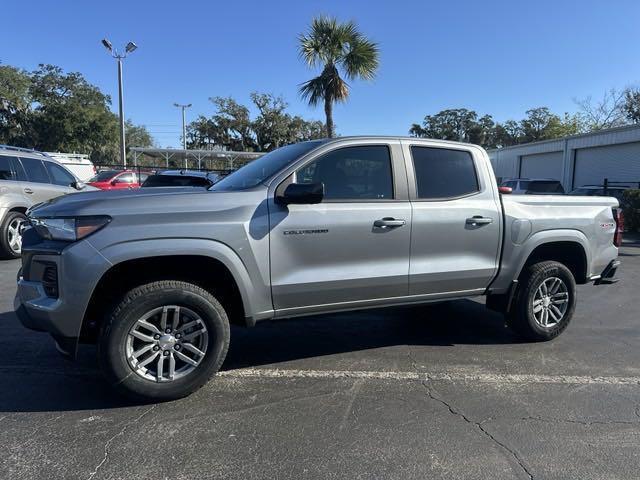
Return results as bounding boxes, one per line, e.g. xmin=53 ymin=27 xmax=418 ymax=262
xmin=223 ymin=299 xmax=517 ymax=370
xmin=0 ymin=299 xmax=517 ymax=413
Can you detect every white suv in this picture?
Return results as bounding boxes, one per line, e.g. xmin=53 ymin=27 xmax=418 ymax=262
xmin=0 ymin=145 xmax=93 ymax=258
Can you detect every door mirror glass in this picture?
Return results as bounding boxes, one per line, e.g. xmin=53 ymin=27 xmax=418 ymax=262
xmin=277 ymin=182 xmax=324 ymax=205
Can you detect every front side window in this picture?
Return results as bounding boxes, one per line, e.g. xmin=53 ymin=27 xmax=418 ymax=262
xmin=45 ymin=162 xmax=76 ymax=187
xmin=116 ymin=172 xmax=134 ymax=184
xmin=0 ymin=156 xmax=14 ymax=181
xmin=20 ymin=157 xmax=51 ymax=184
xmin=410 ymin=146 xmax=479 ymax=199
xmin=295 ymin=145 xmax=393 ymax=200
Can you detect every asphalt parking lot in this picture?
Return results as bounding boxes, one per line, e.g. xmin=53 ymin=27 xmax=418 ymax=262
xmin=1 ymin=237 xmax=639 ymax=480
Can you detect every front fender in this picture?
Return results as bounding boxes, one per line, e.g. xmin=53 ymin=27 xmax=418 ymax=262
xmin=94 ymin=238 xmax=274 ymax=323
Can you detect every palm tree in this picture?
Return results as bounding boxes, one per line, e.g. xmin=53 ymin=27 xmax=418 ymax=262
xmin=298 ymin=16 xmax=379 ymax=138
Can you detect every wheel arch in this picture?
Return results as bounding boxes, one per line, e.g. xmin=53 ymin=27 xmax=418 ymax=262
xmin=80 ymin=240 xmax=270 ymax=343
xmin=518 ymin=238 xmax=589 ymax=284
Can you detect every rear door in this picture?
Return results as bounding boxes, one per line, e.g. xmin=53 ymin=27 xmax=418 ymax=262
xmin=402 ymin=141 xmax=501 ymax=295
xmin=269 ymin=141 xmax=411 ymax=314
xmin=18 ymin=156 xmax=60 ymax=204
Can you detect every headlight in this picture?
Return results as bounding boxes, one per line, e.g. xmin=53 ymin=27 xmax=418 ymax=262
xmin=31 ymin=216 xmax=111 ymax=242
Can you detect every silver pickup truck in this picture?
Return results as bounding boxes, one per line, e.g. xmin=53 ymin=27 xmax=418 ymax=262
xmin=15 ymin=137 xmax=622 ymax=400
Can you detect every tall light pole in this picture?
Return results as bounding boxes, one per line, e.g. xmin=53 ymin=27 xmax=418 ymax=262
xmin=102 ymin=38 xmax=138 ymax=167
xmin=174 ymin=103 xmax=192 ymax=168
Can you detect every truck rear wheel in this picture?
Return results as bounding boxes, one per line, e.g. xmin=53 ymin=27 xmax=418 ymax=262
xmin=507 ymin=261 xmax=576 ymax=341
xmin=98 ymin=280 xmax=230 ymax=401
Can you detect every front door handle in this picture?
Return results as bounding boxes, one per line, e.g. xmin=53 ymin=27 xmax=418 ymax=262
xmin=374 ymin=217 xmax=406 ymax=228
xmin=466 ymin=216 xmax=493 ymax=226
xmin=23 ymin=188 xmax=33 ymax=194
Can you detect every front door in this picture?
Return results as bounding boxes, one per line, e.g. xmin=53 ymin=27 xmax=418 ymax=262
xmin=402 ymin=142 xmax=502 ymax=295
xmin=269 ymin=143 xmax=411 ymax=314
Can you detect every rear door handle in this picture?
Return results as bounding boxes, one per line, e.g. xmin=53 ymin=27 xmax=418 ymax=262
xmin=466 ymin=216 xmax=493 ymax=226
xmin=374 ymin=217 xmax=406 ymax=228
xmin=23 ymin=188 xmax=33 ymax=194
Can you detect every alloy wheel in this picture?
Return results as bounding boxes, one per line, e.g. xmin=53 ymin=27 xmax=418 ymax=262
xmin=126 ymin=305 xmax=209 ymax=382
xmin=532 ymin=277 xmax=569 ymax=328
xmin=7 ymin=218 xmax=24 ymax=254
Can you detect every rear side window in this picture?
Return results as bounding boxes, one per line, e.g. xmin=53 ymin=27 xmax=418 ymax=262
xmin=11 ymin=158 xmax=28 ymax=181
xmin=20 ymin=157 xmax=50 ymax=184
xmin=296 ymin=145 xmax=394 ymax=200
xmin=45 ymin=161 xmax=76 ymax=187
xmin=410 ymin=146 xmax=479 ymax=199
xmin=527 ymin=181 xmax=564 ymax=193
xmin=0 ymin=156 xmax=14 ymax=180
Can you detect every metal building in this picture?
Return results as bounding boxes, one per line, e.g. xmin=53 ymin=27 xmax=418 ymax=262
xmin=488 ymin=124 xmax=640 ymax=191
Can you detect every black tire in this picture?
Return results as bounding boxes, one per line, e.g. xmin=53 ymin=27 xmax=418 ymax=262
xmin=507 ymin=261 xmax=576 ymax=342
xmin=0 ymin=211 xmax=27 ymax=260
xmin=98 ymin=280 xmax=230 ymax=402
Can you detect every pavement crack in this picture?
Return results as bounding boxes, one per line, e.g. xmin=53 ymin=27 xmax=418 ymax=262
xmin=86 ymin=404 xmax=156 ymax=480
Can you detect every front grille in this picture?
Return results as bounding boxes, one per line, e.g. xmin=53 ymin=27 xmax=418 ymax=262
xmin=42 ymin=263 xmax=59 ymax=298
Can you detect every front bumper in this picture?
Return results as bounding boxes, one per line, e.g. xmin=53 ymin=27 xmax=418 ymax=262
xmin=14 ymin=236 xmax=111 ymax=358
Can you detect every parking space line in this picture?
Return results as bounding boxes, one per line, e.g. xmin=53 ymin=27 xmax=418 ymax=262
xmin=220 ymin=368 xmax=640 ymax=386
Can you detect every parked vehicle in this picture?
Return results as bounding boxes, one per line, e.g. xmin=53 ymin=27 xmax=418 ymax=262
xmin=569 ymin=186 xmax=628 ymax=204
xmin=46 ymin=152 xmax=96 ymax=182
xmin=0 ymin=145 xmax=94 ymax=259
xmin=87 ymin=169 xmax=149 ymax=190
xmin=501 ymin=178 xmax=565 ymax=195
xmin=16 ymin=137 xmax=622 ymax=401
xmin=142 ymin=170 xmax=220 ymax=188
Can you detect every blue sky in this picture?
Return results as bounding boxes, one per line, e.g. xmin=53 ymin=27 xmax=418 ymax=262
xmin=2 ymin=0 xmax=639 ymax=147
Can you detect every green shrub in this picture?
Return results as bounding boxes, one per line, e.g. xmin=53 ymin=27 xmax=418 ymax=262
xmin=622 ymin=189 xmax=640 ymax=232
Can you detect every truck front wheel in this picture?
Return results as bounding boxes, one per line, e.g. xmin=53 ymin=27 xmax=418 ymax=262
xmin=507 ymin=261 xmax=576 ymax=341
xmin=99 ymin=280 xmax=230 ymax=401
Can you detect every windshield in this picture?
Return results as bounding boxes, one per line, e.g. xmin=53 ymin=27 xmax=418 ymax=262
xmin=89 ymin=170 xmax=119 ymax=182
xmin=210 ymin=141 xmax=325 ymax=191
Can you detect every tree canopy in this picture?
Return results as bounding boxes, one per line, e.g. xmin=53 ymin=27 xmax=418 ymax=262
xmin=298 ymin=16 xmax=379 ymax=137
xmin=0 ymin=63 xmax=152 ymax=163
xmin=411 ymin=88 xmax=640 ymax=149
xmin=186 ymin=93 xmax=325 ymax=152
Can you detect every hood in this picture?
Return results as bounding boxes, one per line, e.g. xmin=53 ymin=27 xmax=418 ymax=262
xmin=29 ymin=186 xmax=267 ymax=218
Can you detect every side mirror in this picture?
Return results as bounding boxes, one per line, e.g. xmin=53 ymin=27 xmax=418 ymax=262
xmin=498 ymin=186 xmax=513 ymax=194
xmin=110 ymin=179 xmax=119 ymax=186
xmin=277 ymin=182 xmax=324 ymax=205
xmin=72 ymin=181 xmax=86 ymax=190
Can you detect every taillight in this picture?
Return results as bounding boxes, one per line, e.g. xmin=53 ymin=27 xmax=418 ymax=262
xmin=613 ymin=208 xmax=624 ymax=247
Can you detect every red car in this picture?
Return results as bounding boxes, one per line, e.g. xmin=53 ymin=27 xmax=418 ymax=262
xmin=87 ymin=170 xmax=149 ymax=190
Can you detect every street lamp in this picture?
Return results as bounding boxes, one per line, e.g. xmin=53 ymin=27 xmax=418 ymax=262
xmin=102 ymin=38 xmax=138 ymax=167
xmin=174 ymin=103 xmax=192 ymax=168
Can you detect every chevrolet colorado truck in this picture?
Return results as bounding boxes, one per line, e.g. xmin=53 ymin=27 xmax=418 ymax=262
xmin=15 ymin=137 xmax=622 ymax=401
